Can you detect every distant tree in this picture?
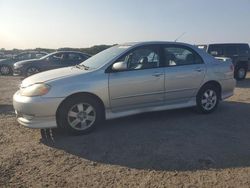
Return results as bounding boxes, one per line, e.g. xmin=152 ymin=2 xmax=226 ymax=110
xmin=35 ymin=48 xmax=55 ymax=53
xmin=58 ymin=44 xmax=116 ymax=55
xmin=2 ymin=44 xmax=116 ymax=56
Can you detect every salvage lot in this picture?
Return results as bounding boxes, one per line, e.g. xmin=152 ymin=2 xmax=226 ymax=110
xmin=0 ymin=75 xmax=250 ymax=187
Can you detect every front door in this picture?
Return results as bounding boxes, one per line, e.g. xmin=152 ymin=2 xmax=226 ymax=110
xmin=108 ymin=45 xmax=165 ymax=112
xmin=45 ymin=52 xmax=66 ymax=70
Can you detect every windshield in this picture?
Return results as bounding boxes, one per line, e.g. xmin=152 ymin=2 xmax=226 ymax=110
xmin=40 ymin=52 xmax=55 ymax=60
xmin=80 ymin=45 xmax=131 ymax=69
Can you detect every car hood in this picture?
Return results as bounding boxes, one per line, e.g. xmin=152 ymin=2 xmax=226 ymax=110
xmin=21 ymin=66 xmax=90 ymax=87
xmin=0 ymin=58 xmax=15 ymax=65
xmin=14 ymin=59 xmax=40 ymax=66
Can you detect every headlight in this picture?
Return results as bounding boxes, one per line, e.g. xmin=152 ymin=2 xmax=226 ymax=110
xmin=20 ymin=83 xmax=51 ymax=97
xmin=14 ymin=63 xmax=23 ymax=69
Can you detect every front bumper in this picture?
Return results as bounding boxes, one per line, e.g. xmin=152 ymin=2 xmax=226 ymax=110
xmin=13 ymin=68 xmax=24 ymax=76
xmin=13 ymin=91 xmax=64 ymax=129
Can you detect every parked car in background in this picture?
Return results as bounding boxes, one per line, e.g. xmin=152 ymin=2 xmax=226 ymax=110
xmin=0 ymin=51 xmax=48 ymax=75
xmin=0 ymin=52 xmax=5 ymax=59
xmin=13 ymin=51 xmax=91 ymax=77
xmin=13 ymin=41 xmax=235 ymax=135
xmin=197 ymin=43 xmax=250 ymax=80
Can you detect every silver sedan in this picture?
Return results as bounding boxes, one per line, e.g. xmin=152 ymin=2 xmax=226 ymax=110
xmin=13 ymin=42 xmax=236 ymax=134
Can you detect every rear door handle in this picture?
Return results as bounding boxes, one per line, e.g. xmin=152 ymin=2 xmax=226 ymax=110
xmin=152 ymin=72 xmax=164 ymax=77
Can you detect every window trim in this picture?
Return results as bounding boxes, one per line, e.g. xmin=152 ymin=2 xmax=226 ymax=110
xmin=105 ymin=44 xmax=163 ymax=73
xmin=162 ymin=44 xmax=204 ymax=67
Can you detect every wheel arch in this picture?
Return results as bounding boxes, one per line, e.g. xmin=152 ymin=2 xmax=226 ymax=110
xmin=56 ymin=92 xmax=106 ymax=122
xmin=197 ymin=80 xmax=222 ymax=100
xmin=236 ymin=61 xmax=248 ymax=68
xmin=25 ymin=65 xmax=41 ymax=76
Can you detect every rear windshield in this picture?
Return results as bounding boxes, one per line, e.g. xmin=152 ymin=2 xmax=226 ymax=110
xmin=207 ymin=45 xmax=223 ymax=56
xmin=208 ymin=44 xmax=250 ymax=56
xmin=238 ymin=44 xmax=249 ymax=55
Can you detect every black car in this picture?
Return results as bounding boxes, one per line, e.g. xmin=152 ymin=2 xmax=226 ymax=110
xmin=13 ymin=51 xmax=91 ymax=77
xmin=0 ymin=51 xmax=48 ymax=75
xmin=197 ymin=43 xmax=250 ymax=80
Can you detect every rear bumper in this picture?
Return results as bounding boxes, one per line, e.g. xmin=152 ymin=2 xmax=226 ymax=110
xmin=220 ymin=78 xmax=236 ymax=100
xmin=13 ymin=91 xmax=64 ymax=129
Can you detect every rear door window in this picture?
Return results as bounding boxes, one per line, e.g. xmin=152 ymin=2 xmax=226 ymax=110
xmin=163 ymin=45 xmax=203 ymax=67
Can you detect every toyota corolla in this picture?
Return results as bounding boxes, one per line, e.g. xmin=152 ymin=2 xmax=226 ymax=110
xmin=13 ymin=42 xmax=236 ymax=134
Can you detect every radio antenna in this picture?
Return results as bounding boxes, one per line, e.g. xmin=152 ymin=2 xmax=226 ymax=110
xmin=174 ymin=32 xmax=186 ymax=42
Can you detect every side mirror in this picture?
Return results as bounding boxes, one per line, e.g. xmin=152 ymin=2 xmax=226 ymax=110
xmin=112 ymin=61 xmax=127 ymax=71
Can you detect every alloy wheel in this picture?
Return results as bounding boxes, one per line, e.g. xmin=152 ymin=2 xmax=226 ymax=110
xmin=238 ymin=68 xmax=246 ymax=79
xmin=0 ymin=66 xmax=10 ymax=75
xmin=201 ymin=89 xmax=217 ymax=111
xmin=27 ymin=67 xmax=39 ymax=76
xmin=67 ymin=103 xmax=96 ymax=131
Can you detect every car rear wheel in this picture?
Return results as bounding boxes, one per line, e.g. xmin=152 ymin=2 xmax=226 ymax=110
xmin=196 ymin=85 xmax=219 ymax=114
xmin=57 ymin=95 xmax=103 ymax=134
xmin=26 ymin=66 xmax=39 ymax=77
xmin=235 ymin=66 xmax=247 ymax=81
xmin=0 ymin=65 xmax=12 ymax=75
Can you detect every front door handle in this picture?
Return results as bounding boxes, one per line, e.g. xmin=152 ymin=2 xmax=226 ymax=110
xmin=152 ymin=72 xmax=164 ymax=77
xmin=194 ymin=68 xmax=203 ymax=72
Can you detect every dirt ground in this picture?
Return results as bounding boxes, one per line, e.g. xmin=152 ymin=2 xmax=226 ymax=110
xmin=0 ymin=74 xmax=250 ymax=187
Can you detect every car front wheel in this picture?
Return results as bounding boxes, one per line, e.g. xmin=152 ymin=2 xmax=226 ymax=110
xmin=196 ymin=85 xmax=219 ymax=114
xmin=57 ymin=95 xmax=103 ymax=134
xmin=0 ymin=65 xmax=12 ymax=75
xmin=26 ymin=66 xmax=39 ymax=77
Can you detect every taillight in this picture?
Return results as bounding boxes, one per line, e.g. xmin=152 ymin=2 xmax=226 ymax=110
xmin=230 ymin=64 xmax=234 ymax=71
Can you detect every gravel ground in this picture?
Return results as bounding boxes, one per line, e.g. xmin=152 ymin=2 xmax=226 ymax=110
xmin=0 ymin=74 xmax=250 ymax=187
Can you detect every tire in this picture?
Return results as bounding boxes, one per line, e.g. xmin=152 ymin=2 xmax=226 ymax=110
xmin=57 ymin=95 xmax=104 ymax=135
xmin=235 ymin=66 xmax=247 ymax=81
xmin=25 ymin=66 xmax=39 ymax=77
xmin=196 ymin=84 xmax=219 ymax=114
xmin=0 ymin=65 xmax=12 ymax=75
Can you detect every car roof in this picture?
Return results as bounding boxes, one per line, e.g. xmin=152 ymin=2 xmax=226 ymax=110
xmin=56 ymin=50 xmax=84 ymax=53
xmin=53 ymin=51 xmax=91 ymax=56
xmin=120 ymin=41 xmax=196 ymax=48
xmin=17 ymin=51 xmax=48 ymax=55
xmin=208 ymin=43 xmax=249 ymax=46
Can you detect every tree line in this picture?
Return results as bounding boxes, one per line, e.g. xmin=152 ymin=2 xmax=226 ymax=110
xmin=0 ymin=44 xmax=116 ymax=56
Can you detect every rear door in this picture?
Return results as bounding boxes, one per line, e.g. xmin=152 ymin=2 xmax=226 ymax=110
xmin=163 ymin=44 xmax=206 ymax=104
xmin=108 ymin=45 xmax=165 ymax=112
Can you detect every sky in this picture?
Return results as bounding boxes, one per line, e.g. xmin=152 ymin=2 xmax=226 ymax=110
xmin=0 ymin=0 xmax=250 ymax=49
